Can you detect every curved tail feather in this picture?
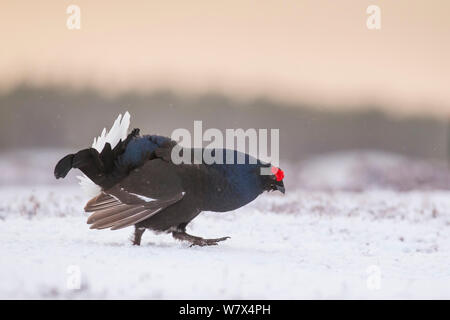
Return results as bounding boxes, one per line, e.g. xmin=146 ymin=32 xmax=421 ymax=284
xmin=54 ymin=112 xmax=139 ymax=194
xmin=54 ymin=147 xmax=104 ymax=182
xmin=54 ymin=154 xmax=75 ymax=179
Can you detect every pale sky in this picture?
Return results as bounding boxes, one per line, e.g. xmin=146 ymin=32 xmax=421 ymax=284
xmin=1 ymin=0 xmax=449 ymax=116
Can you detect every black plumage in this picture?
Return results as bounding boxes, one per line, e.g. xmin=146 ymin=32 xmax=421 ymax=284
xmin=54 ymin=127 xmax=285 ymax=246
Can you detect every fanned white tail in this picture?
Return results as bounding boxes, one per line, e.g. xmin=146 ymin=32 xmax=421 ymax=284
xmin=77 ymin=112 xmax=131 ymax=196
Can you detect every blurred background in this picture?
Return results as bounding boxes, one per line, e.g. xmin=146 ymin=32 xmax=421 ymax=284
xmin=0 ymin=0 xmax=449 ymax=190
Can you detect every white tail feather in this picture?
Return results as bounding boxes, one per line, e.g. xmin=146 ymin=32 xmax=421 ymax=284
xmin=77 ymin=175 xmax=102 ymax=196
xmin=78 ymin=112 xmax=131 ymax=196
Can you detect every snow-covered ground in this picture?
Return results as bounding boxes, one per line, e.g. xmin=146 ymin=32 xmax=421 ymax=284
xmin=0 ymin=150 xmax=449 ymax=299
xmin=1 ymin=182 xmax=449 ymax=299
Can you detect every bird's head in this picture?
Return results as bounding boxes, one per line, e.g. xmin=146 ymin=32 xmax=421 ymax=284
xmin=261 ymin=166 xmax=285 ymax=194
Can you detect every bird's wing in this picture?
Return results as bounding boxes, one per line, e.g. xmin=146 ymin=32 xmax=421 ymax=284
xmin=85 ymin=158 xmax=185 ymax=230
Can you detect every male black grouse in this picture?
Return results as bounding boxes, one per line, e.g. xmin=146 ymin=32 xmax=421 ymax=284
xmin=54 ymin=113 xmax=285 ymax=246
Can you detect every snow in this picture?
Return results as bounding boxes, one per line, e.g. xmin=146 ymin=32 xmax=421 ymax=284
xmin=1 ymin=183 xmax=449 ymax=299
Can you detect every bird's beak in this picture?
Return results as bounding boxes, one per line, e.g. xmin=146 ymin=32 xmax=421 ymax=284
xmin=276 ymin=185 xmax=285 ymax=194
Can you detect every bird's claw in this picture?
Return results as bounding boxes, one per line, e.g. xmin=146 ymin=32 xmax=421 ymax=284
xmin=189 ymin=236 xmax=230 ymax=247
xmin=172 ymin=230 xmax=230 ymax=247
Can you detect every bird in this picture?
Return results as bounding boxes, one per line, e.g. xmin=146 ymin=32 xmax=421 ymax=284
xmin=54 ymin=112 xmax=285 ymax=246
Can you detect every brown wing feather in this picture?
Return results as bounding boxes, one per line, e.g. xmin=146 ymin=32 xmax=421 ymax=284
xmin=110 ymin=208 xmax=163 ymax=230
xmin=85 ymin=190 xmax=184 ymax=230
xmin=86 ymin=204 xmax=129 ymax=224
xmin=85 ymin=193 xmax=115 ymax=208
xmin=88 ymin=205 xmax=140 ymax=227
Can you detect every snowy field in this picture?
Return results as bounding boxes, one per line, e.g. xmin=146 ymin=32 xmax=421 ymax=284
xmin=0 ymin=151 xmax=449 ymax=299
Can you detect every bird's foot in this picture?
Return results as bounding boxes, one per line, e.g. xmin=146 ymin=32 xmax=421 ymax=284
xmin=172 ymin=231 xmax=230 ymax=247
xmin=189 ymin=236 xmax=230 ymax=247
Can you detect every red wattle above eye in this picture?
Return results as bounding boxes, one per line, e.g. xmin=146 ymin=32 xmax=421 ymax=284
xmin=271 ymin=167 xmax=284 ymax=181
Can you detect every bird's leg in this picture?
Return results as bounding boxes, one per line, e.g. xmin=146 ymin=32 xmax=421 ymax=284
xmin=172 ymin=225 xmax=230 ymax=247
xmin=132 ymin=226 xmax=146 ymax=246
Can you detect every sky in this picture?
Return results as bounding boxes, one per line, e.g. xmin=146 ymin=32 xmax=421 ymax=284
xmin=1 ymin=0 xmax=449 ymax=117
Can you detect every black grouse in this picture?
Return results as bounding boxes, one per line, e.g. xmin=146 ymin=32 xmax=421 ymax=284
xmin=54 ymin=113 xmax=285 ymax=246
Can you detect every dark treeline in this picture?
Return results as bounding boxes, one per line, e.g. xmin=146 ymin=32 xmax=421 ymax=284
xmin=0 ymin=84 xmax=448 ymax=163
